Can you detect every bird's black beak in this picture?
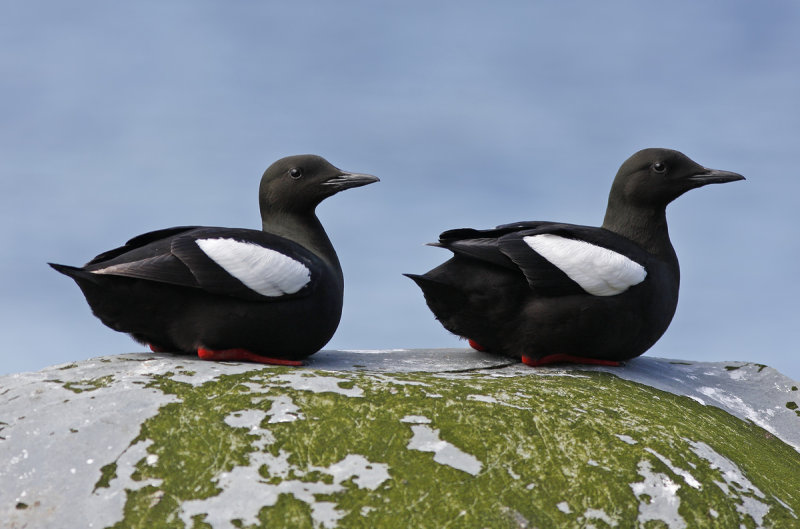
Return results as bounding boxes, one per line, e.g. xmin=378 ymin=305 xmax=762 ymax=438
xmin=322 ymin=171 xmax=380 ymax=191
xmin=688 ymin=167 xmax=746 ymax=186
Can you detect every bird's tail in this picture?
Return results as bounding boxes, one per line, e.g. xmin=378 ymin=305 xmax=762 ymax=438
xmin=403 ymin=272 xmax=443 ymax=291
xmin=49 ymin=262 xmax=82 ymax=276
xmin=48 ymin=263 xmax=102 ymax=284
xmin=405 ymin=272 xmax=482 ymax=345
xmin=403 ymin=273 xmax=468 ymax=309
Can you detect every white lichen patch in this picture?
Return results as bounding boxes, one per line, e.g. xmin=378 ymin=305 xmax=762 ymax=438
xmin=111 ymin=439 xmax=164 ymax=492
xmin=740 ymin=496 xmax=771 ymax=528
xmin=180 ymin=451 xmax=332 ymax=529
xmin=688 ymin=440 xmax=764 ymax=498
xmin=630 ymin=459 xmax=686 ymax=529
xmin=310 ymin=502 xmax=344 ymax=529
xmin=223 ymin=409 xmax=275 ymax=450
xmin=645 ymin=448 xmax=701 ymax=489
xmin=180 ymin=400 xmax=389 ymax=529
xmin=272 ymin=372 xmax=364 ymax=397
xmin=405 ymin=424 xmax=482 ymax=476
xmin=260 ymin=450 xmax=293 ymax=480
xmin=556 ymin=501 xmax=572 ymax=513
xmin=696 ymin=386 xmax=775 ymax=435
xmin=266 ymin=395 xmax=303 ymax=423
xmin=162 ymin=360 xmax=263 ymax=386
xmin=582 ymin=508 xmax=617 ymax=526
xmin=371 ymin=374 xmax=431 ymax=387
xmin=401 ymin=415 xmax=432 ymax=424
xmin=179 ymin=450 xmax=390 ymax=529
xmin=774 ymin=496 xmax=798 ymax=519
xmin=687 ymin=440 xmax=773 ymax=526
xmin=615 ymin=434 xmax=637 ymax=445
xmin=467 ymin=393 xmax=529 ymax=409
xmin=467 ymin=394 xmax=499 ymax=404
xmin=324 ymin=454 xmax=390 ymax=490
xmin=224 ymin=409 xmax=268 ymax=430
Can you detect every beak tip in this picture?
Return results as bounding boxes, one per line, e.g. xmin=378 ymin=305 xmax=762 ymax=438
xmin=695 ymin=168 xmax=746 ymax=185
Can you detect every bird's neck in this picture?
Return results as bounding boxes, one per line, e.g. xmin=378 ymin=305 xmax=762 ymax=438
xmin=601 ymin=202 xmax=679 ymax=269
xmin=261 ymin=210 xmax=343 ymax=286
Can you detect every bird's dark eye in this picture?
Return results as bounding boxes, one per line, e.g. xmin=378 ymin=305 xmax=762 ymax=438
xmin=289 ymin=168 xmax=303 ymax=179
xmin=652 ymin=162 xmax=666 ymax=174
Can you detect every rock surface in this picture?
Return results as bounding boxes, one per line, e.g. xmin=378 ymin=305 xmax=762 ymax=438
xmin=1 ymin=349 xmax=799 ymax=529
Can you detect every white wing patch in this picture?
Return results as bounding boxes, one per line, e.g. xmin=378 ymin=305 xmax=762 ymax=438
xmin=523 ymin=234 xmax=646 ymax=296
xmin=196 ymin=238 xmax=311 ymax=296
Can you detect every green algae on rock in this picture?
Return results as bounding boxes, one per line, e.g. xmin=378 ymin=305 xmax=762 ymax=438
xmin=1 ymin=351 xmax=799 ymax=529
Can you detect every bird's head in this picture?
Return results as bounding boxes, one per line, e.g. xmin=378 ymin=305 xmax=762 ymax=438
xmin=259 ymin=154 xmax=379 ymax=216
xmin=609 ymin=148 xmax=744 ymax=208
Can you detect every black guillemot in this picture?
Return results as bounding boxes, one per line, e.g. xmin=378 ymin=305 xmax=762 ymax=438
xmin=51 ymin=155 xmax=378 ymax=365
xmin=406 ymin=148 xmax=743 ymax=366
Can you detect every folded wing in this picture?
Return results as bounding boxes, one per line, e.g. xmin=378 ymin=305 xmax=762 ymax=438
xmin=437 ymin=223 xmax=649 ymax=297
xmin=85 ymin=227 xmax=320 ymax=301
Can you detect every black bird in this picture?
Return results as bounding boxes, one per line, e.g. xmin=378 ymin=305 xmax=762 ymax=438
xmin=51 ymin=155 xmax=378 ymax=365
xmin=406 ymin=148 xmax=744 ymax=366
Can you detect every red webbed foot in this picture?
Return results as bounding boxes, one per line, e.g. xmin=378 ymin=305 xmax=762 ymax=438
xmin=197 ymin=347 xmax=304 ymax=366
xmin=149 ymin=344 xmax=171 ymax=353
xmin=467 ymin=339 xmax=488 ymax=352
xmin=521 ymin=354 xmax=623 ymax=367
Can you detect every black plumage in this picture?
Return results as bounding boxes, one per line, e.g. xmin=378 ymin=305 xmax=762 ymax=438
xmin=51 ymin=155 xmax=378 ymax=365
xmin=406 ymin=148 xmax=744 ymax=366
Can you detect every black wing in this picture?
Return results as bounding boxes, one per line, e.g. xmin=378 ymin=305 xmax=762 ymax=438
xmin=83 ymin=227 xmax=322 ymax=301
xmin=170 ymin=228 xmax=322 ymax=300
xmin=85 ymin=226 xmax=201 ymax=265
xmin=435 ymin=222 xmax=650 ymax=297
xmin=434 ymin=225 xmax=544 ymax=270
xmin=435 ymin=221 xmax=553 ymax=260
xmin=498 ymin=224 xmax=651 ymax=296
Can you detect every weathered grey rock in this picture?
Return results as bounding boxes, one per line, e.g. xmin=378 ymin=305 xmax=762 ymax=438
xmin=1 ymin=350 xmax=799 ymax=528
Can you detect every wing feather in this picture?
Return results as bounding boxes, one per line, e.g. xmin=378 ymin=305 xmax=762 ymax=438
xmin=85 ymin=226 xmax=200 ymax=265
xmin=84 ymin=227 xmax=321 ymax=301
xmin=434 ymin=222 xmax=650 ymax=297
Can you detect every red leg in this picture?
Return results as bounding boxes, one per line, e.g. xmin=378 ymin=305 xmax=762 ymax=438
xmin=149 ymin=344 xmax=170 ymax=353
xmin=197 ymin=347 xmax=303 ymax=366
xmin=467 ymin=339 xmax=487 ymax=352
xmin=521 ymin=354 xmax=622 ymax=367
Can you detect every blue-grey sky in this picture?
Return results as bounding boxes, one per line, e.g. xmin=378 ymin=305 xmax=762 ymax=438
xmin=2 ymin=1 xmax=799 ymax=380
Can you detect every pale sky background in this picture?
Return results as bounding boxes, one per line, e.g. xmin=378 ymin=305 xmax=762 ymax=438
xmin=2 ymin=1 xmax=799 ymax=380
